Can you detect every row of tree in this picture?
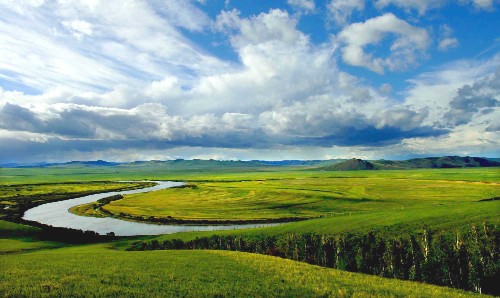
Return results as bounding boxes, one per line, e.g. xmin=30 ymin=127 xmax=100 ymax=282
xmin=131 ymin=222 xmax=498 ymax=295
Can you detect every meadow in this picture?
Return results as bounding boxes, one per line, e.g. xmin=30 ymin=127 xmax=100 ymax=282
xmin=70 ymin=174 xmax=499 ymax=224
xmin=0 ymin=165 xmax=498 ymax=296
xmin=0 ymin=241 xmax=486 ymax=297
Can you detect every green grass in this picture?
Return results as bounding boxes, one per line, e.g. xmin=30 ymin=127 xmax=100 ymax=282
xmin=0 ymin=238 xmax=62 ymax=254
xmin=0 ymin=166 xmax=498 ymax=296
xmin=1 ymin=166 xmax=498 ymax=184
xmin=0 ymin=244 xmax=484 ymax=297
xmin=0 ymin=219 xmax=38 ymax=232
xmin=68 ymin=172 xmax=499 ymax=224
xmin=135 ymin=200 xmax=498 ymax=245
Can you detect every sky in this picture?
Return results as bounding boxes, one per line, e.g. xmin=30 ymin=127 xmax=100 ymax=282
xmin=0 ymin=0 xmax=499 ymax=163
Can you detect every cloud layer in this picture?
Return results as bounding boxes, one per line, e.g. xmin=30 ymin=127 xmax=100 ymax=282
xmin=0 ymin=0 xmax=498 ymax=162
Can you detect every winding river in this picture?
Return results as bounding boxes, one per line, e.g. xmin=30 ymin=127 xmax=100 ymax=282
xmin=23 ymin=181 xmax=277 ymax=236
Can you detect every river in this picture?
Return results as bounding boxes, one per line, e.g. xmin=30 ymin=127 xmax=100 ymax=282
xmin=22 ymin=181 xmax=277 ymax=236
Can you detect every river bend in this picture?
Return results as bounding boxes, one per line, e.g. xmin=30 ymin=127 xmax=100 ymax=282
xmin=23 ymin=181 xmax=276 ymax=236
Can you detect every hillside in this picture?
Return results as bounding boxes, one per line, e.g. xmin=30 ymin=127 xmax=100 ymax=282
xmin=373 ymin=156 xmax=500 ymax=169
xmin=321 ymin=158 xmax=375 ymax=171
xmin=2 ymin=156 xmax=497 ymax=171
xmin=0 ymin=245 xmax=483 ymax=297
xmin=320 ymin=156 xmax=500 ymax=171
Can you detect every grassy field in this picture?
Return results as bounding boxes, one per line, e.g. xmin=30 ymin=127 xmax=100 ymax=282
xmin=1 ymin=165 xmax=498 ymax=184
xmin=74 ymin=175 xmax=500 ymax=224
xmin=0 ymin=244 xmax=485 ymax=297
xmin=0 ymin=166 xmax=498 ymax=296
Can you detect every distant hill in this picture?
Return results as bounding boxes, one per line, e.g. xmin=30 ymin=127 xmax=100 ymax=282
xmin=319 ymin=156 xmax=500 ymax=171
xmin=121 ymin=159 xmax=342 ymax=171
xmin=250 ymin=159 xmax=344 ymax=167
xmin=373 ymin=156 xmax=500 ymax=169
xmin=60 ymin=160 xmax=122 ymax=167
xmin=321 ymin=159 xmax=375 ymax=171
xmin=1 ymin=156 xmax=498 ymax=170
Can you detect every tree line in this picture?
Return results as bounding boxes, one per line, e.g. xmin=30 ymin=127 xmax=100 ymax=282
xmin=131 ymin=221 xmax=499 ymax=295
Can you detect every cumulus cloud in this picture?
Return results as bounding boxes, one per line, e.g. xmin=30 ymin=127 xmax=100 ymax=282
xmin=0 ymin=3 xmax=497 ymax=162
xmin=0 ymin=8 xmax=450 ymax=160
xmin=444 ymin=69 xmax=500 ymax=126
xmin=336 ymin=13 xmax=429 ymax=73
xmin=327 ymin=0 xmax=364 ymax=25
xmin=0 ymin=96 xmax=443 ymax=150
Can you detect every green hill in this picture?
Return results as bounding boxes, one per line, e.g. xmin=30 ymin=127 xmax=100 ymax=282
xmin=0 ymin=245 xmax=483 ymax=297
xmin=320 ymin=156 xmax=500 ymax=171
xmin=320 ymin=158 xmax=375 ymax=171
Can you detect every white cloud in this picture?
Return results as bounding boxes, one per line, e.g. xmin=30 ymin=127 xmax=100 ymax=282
xmin=287 ymin=0 xmax=316 ymax=13
xmin=439 ymin=38 xmax=459 ymax=51
xmin=0 ymin=0 xmax=228 ymax=94
xmin=404 ymin=55 xmax=499 ymax=118
xmin=216 ymin=9 xmax=306 ymax=47
xmin=461 ymin=0 xmax=495 ymax=10
xmin=327 ymin=0 xmax=364 ymax=26
xmin=62 ymin=19 xmax=93 ymax=39
xmin=337 ymin=13 xmax=429 ymax=73
xmin=375 ymin=0 xmax=447 ymax=14
xmin=380 ymin=83 xmax=392 ymax=94
xmin=376 ymin=0 xmax=496 ymax=14
xmin=0 ymin=3 xmax=497 ymax=162
xmin=438 ymin=25 xmax=459 ymax=51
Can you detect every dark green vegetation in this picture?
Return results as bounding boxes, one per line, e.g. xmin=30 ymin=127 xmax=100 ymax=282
xmin=0 ymin=162 xmax=498 ymax=296
xmin=69 ymin=194 xmax=125 ymax=218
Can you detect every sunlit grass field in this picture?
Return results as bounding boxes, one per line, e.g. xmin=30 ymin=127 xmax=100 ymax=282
xmin=1 ymin=165 xmax=498 ymax=184
xmin=0 ymin=244 xmax=484 ymax=297
xmin=91 ymin=175 xmax=499 ymax=223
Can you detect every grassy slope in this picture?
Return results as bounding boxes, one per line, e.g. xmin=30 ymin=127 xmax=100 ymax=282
xmin=0 ymin=220 xmax=65 ymax=253
xmin=0 ymin=244 xmax=484 ymax=297
xmin=0 ymin=238 xmax=62 ymax=254
xmin=135 ymin=200 xmax=498 ymax=245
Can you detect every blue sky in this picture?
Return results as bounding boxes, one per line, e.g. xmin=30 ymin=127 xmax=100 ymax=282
xmin=0 ymin=0 xmax=498 ymax=163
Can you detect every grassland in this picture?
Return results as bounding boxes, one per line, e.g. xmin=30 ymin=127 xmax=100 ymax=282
xmin=1 ymin=165 xmax=499 ymax=184
xmin=69 ymin=175 xmax=500 ymax=224
xmin=0 ymin=244 xmax=485 ymax=297
xmin=0 ymin=165 xmax=498 ymax=296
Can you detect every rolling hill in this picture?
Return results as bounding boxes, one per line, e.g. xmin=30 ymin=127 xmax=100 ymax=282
xmin=320 ymin=156 xmax=500 ymax=171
